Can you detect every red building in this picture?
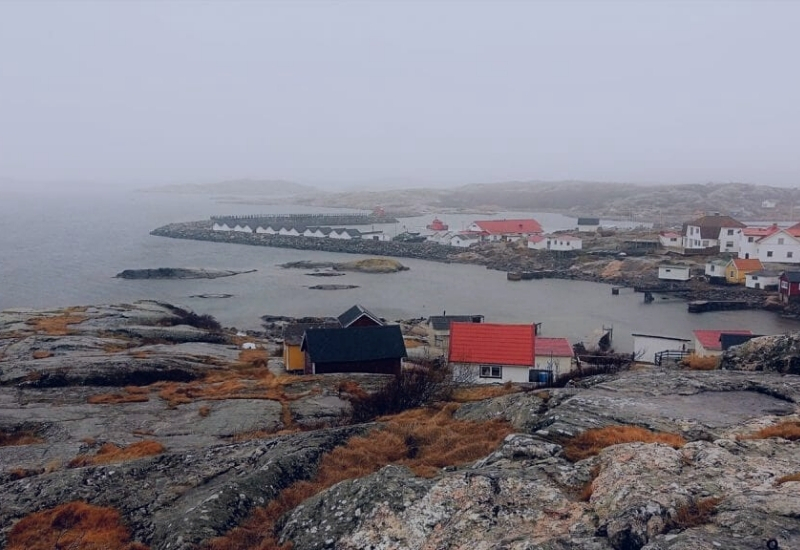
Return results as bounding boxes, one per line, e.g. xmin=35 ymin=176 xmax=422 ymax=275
xmin=779 ymin=272 xmax=800 ymax=303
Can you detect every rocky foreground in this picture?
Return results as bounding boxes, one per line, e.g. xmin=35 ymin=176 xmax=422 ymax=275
xmin=2 ymin=303 xmax=800 ymax=549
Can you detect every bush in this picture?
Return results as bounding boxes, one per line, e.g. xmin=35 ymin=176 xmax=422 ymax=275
xmin=562 ymin=425 xmax=687 ymax=462
xmin=739 ymin=421 xmax=800 ymax=441
xmin=347 ymin=367 xmax=453 ymax=423
xmin=669 ymin=496 xmax=722 ymax=529
xmin=776 ymin=472 xmax=800 ymax=485
xmin=681 ymin=355 xmax=719 ymax=371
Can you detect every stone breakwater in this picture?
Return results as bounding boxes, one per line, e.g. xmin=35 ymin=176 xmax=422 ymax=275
xmin=150 ymin=221 xmax=458 ymax=262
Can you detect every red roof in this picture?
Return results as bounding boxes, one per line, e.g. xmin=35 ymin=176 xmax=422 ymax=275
xmin=449 ymin=323 xmax=536 ymax=366
xmin=731 ymin=258 xmax=763 ymax=272
xmin=528 ymin=235 xmax=545 ymax=244
xmin=693 ymin=329 xmax=752 ymax=351
xmin=786 ymin=223 xmax=800 ymax=237
xmin=536 ymin=337 xmax=573 ymax=358
xmin=742 ymin=225 xmax=780 ymax=238
xmin=473 ymin=219 xmax=543 ymax=235
xmin=660 ymin=231 xmax=680 ymax=238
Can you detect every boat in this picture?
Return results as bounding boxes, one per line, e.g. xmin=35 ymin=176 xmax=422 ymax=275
xmin=426 ymin=218 xmax=449 ymax=231
xmin=507 ymin=272 xmax=522 ymax=281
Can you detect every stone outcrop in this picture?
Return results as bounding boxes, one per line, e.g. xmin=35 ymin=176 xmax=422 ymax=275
xmin=721 ymin=333 xmax=800 ymax=374
xmin=3 ymin=305 xmax=800 ymax=550
xmin=115 ymin=267 xmax=256 ymax=279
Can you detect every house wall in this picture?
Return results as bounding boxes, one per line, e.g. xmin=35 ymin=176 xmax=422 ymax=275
xmin=693 ymin=339 xmax=719 ymax=358
xmin=724 ymin=265 xmax=746 ymax=285
xmin=633 ymin=335 xmax=689 ymax=364
xmin=704 ymin=263 xmax=727 ymax=279
xmin=745 ymin=274 xmax=779 ymax=290
xmin=452 ymin=363 xmax=531 ymax=384
xmin=738 ymin=236 xmax=760 ymax=259
xmin=717 ymin=228 xmax=742 ymax=254
xmin=534 ymin=354 xmax=574 ymax=376
xmin=347 ymin=316 xmax=382 ymax=328
xmin=451 ymin=237 xmax=477 ymax=248
xmin=756 ymin=232 xmax=800 ymax=264
xmin=283 ymin=344 xmax=306 ymax=372
xmin=310 ymin=358 xmax=401 ymax=376
xmin=683 ymin=225 xmax=717 ymax=249
xmin=659 ymin=235 xmax=681 ymax=249
xmin=780 ymin=279 xmax=800 ymax=302
xmin=658 ymin=266 xmax=691 ymax=281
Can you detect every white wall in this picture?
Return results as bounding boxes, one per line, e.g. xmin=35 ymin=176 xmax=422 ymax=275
xmin=717 ymin=227 xmax=742 ymax=254
xmin=746 ymin=274 xmax=780 ymax=289
xmin=658 ymin=266 xmax=691 ymax=281
xmin=452 ymin=363 xmax=531 ymax=384
xmin=756 ymin=232 xmax=800 ymax=264
xmin=633 ymin=335 xmax=689 ymax=364
xmin=534 ymin=354 xmax=574 ymax=376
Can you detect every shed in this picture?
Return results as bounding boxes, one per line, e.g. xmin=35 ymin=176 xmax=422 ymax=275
xmin=577 ymin=217 xmax=600 ymax=232
xmin=282 ymin=320 xmax=340 ymax=373
xmin=534 ymin=337 xmax=575 ymax=376
xmin=427 ymin=314 xmax=484 ymax=347
xmin=745 ymin=270 xmax=780 ymax=290
xmin=780 ymin=271 xmax=800 ymax=302
xmin=338 ymin=304 xmax=383 ymax=328
xmin=300 ymin=325 xmax=407 ymax=375
xmin=692 ymin=330 xmax=752 ymax=357
xmin=658 ymin=265 xmax=691 ymax=282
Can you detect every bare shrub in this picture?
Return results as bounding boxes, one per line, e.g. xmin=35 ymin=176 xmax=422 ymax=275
xmin=0 ymin=428 xmax=44 ymax=447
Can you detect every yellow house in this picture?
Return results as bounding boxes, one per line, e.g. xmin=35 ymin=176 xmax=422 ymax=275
xmin=282 ymin=321 xmax=339 ymax=373
xmin=725 ymin=258 xmax=763 ymax=284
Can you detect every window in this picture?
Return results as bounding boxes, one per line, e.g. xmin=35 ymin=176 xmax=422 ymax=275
xmin=726 ymin=241 xmax=734 ymax=248
xmin=748 ymin=237 xmax=754 ymax=243
xmin=479 ymin=365 xmax=502 ymax=379
xmin=702 ymin=240 xmax=709 ymax=247
xmin=778 ymin=238 xmax=785 ymax=245
xmin=727 ymin=229 xmax=734 ymax=235
xmin=789 ymin=252 xmax=794 ymax=259
xmin=710 ymin=265 xmax=715 ymax=272
xmin=767 ymin=251 xmax=774 ymax=257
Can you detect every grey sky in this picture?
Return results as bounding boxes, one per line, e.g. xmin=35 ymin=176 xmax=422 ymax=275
xmin=1 ymin=0 xmax=799 ymax=188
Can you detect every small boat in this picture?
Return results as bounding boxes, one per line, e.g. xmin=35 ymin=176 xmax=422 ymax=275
xmin=426 ymin=218 xmax=449 ymax=231
xmin=507 ymin=272 xmax=522 ymax=281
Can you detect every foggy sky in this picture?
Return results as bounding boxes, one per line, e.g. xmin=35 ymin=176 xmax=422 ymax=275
xmin=1 ymin=0 xmax=799 ymax=189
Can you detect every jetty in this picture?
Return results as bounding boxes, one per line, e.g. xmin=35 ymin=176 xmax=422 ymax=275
xmin=688 ymin=300 xmax=753 ymax=313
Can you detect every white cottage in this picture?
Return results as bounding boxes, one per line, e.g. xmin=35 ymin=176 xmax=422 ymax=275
xmin=450 ymin=233 xmax=481 ymax=248
xmin=528 ymin=234 xmax=582 ymax=251
xmin=746 ymin=270 xmax=781 ymax=290
xmin=232 ymin=224 xmax=253 ymax=233
xmin=753 ymin=228 xmax=800 ymax=264
xmin=658 ymin=264 xmax=691 ymax=281
xmin=212 ymin=222 xmax=232 ymax=231
xmin=682 ymin=214 xmax=745 ymax=253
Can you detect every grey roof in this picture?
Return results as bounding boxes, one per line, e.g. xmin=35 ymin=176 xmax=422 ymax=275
xmin=301 ymin=325 xmax=407 ymax=363
xmin=749 ymin=270 xmax=781 ymax=277
xmin=682 ymin=214 xmax=745 ymax=239
xmin=782 ymin=271 xmax=800 ymax=283
xmin=577 ymin=217 xmax=600 ymax=225
xmin=428 ymin=315 xmax=484 ymax=331
xmin=337 ymin=304 xmax=383 ymax=328
xmin=283 ymin=320 xmax=341 ymax=345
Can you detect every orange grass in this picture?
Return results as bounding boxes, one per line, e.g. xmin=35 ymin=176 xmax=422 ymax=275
xmin=776 ymin=472 xmax=800 ymax=485
xmin=206 ymin=404 xmax=512 ymax=549
xmin=0 ymin=429 xmax=44 ymax=447
xmin=562 ymin=425 xmax=687 ymax=462
xmin=31 ymin=350 xmax=52 ymax=359
xmin=681 ymin=355 xmax=719 ymax=371
xmin=451 ymin=383 xmax=520 ymax=403
xmin=25 ymin=313 xmax=86 ymax=335
xmin=239 ymin=348 xmax=270 ymax=367
xmin=671 ymin=496 xmax=722 ymax=529
xmin=738 ymin=421 xmax=800 ymax=441
xmin=88 ymin=387 xmax=150 ymax=405
xmin=9 ymin=467 xmax=44 ymax=480
xmin=68 ymin=440 xmax=166 ymax=467
xmin=6 ymin=501 xmax=148 ymax=550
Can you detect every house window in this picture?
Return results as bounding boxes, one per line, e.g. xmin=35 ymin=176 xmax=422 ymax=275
xmin=727 ymin=229 xmax=734 ymax=235
xmin=748 ymin=237 xmax=754 ymax=243
xmin=767 ymin=251 xmax=774 ymax=257
xmin=778 ymin=238 xmax=785 ymax=245
xmin=789 ymin=252 xmax=794 ymax=259
xmin=479 ymin=365 xmax=502 ymax=379
xmin=726 ymin=241 xmax=734 ymax=248
xmin=702 ymin=240 xmax=709 ymax=247
xmin=710 ymin=265 xmax=715 ymax=272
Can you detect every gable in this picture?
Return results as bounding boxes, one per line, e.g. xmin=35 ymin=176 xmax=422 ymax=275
xmin=302 ymin=326 xmax=407 ymax=363
xmin=758 ymin=230 xmax=800 ymax=247
xmin=338 ymin=304 xmax=383 ymax=328
xmin=449 ymin=323 xmax=535 ymax=366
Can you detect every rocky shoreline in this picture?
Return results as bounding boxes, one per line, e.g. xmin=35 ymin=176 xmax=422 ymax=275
xmin=2 ymin=302 xmax=800 ymax=549
xmin=151 ymin=221 xmax=796 ymax=316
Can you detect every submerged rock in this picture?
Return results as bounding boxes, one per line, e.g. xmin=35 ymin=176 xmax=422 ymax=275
xmin=115 ymin=267 xmax=255 ymax=279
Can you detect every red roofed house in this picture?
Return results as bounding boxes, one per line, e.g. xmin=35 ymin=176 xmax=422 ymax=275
xmin=659 ymin=231 xmax=681 ymax=250
xmin=448 ymin=322 xmax=537 ymax=384
xmin=467 ymin=219 xmax=543 ymax=243
xmin=724 ymin=258 xmax=763 ymax=285
xmin=535 ymin=337 xmax=575 ymax=376
xmin=749 ymin=223 xmax=800 ymax=264
xmin=682 ymin=213 xmax=745 ymax=253
xmin=739 ymin=224 xmax=780 ymax=260
xmin=692 ymin=329 xmax=753 ymax=357
xmin=779 ymin=271 xmax=800 ymax=303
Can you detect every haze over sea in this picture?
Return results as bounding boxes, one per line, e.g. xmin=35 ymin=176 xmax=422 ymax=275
xmin=2 ymin=188 xmax=797 ymax=352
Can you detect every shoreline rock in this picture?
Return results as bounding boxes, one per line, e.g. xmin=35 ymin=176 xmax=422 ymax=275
xmin=115 ymin=267 xmax=256 ymax=280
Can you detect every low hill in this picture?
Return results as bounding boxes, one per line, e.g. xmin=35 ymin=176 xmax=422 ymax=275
xmin=144 ymin=178 xmax=318 ymax=196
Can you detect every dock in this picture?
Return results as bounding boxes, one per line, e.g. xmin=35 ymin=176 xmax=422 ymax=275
xmin=687 ymin=300 xmax=753 ymax=313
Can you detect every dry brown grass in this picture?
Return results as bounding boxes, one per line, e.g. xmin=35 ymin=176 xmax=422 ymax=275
xmin=25 ymin=313 xmax=87 ymax=335
xmin=6 ymin=501 xmax=148 ymax=550
xmin=31 ymin=350 xmax=52 ymax=359
xmin=562 ymin=425 xmax=687 ymax=462
xmin=451 ymin=383 xmax=520 ymax=403
xmin=88 ymin=387 xmax=150 ymax=405
xmin=0 ymin=429 xmax=44 ymax=447
xmin=199 ymin=405 xmax=211 ymax=417
xmin=739 ymin=421 xmax=800 ymax=441
xmin=577 ymin=464 xmax=601 ymax=502
xmin=776 ymin=472 xmax=800 ymax=485
xmin=681 ymin=355 xmax=719 ymax=371
xmin=206 ymin=404 xmax=512 ymax=549
xmin=129 ymin=350 xmax=151 ymax=359
xmin=238 ymin=348 xmax=270 ymax=368
xmin=337 ymin=379 xmax=369 ymax=399
xmin=670 ymin=496 xmax=722 ymax=529
xmin=68 ymin=440 xmax=166 ymax=468
xmin=8 ymin=467 xmax=44 ymax=480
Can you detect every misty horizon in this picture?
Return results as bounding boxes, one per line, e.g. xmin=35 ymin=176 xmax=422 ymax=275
xmin=2 ymin=1 xmax=799 ymax=189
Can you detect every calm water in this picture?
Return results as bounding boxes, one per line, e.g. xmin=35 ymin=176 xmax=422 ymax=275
xmin=1 ymin=188 xmax=797 ymax=352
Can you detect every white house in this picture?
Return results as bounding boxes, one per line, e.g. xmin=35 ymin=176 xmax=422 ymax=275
xmin=212 ymin=222 xmax=232 ymax=231
xmin=535 ymin=337 xmax=575 ymax=376
xmin=278 ymin=226 xmax=302 ymax=236
xmin=745 ymin=270 xmax=781 ymax=290
xmin=527 ymin=234 xmax=582 ymax=251
xmin=360 ymin=230 xmax=389 ymax=241
xmin=329 ymin=228 xmax=362 ymax=240
xmin=467 ymin=219 xmax=543 ymax=242
xmin=632 ymin=333 xmax=691 ymax=364
xmin=576 ymin=217 xmax=600 ymax=233
xmin=659 ymin=231 xmax=681 ymax=250
xmin=255 ymin=225 xmax=275 ymax=234
xmin=450 ymin=233 xmax=481 ymax=248
xmin=762 ymin=200 xmax=777 ymax=209
xmin=693 ymin=329 xmax=752 ymax=357
xmin=682 ymin=214 xmax=745 ymax=253
xmin=753 ymin=227 xmax=800 ymax=264
xmin=739 ymin=225 xmax=780 ymax=259
xmin=449 ymin=322 xmax=538 ymax=384
xmin=658 ymin=264 xmax=692 ymax=281
xmin=232 ymin=224 xmax=253 ymax=233
xmin=427 ymin=231 xmax=454 ymax=245
xmin=704 ymin=259 xmax=728 ymax=281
